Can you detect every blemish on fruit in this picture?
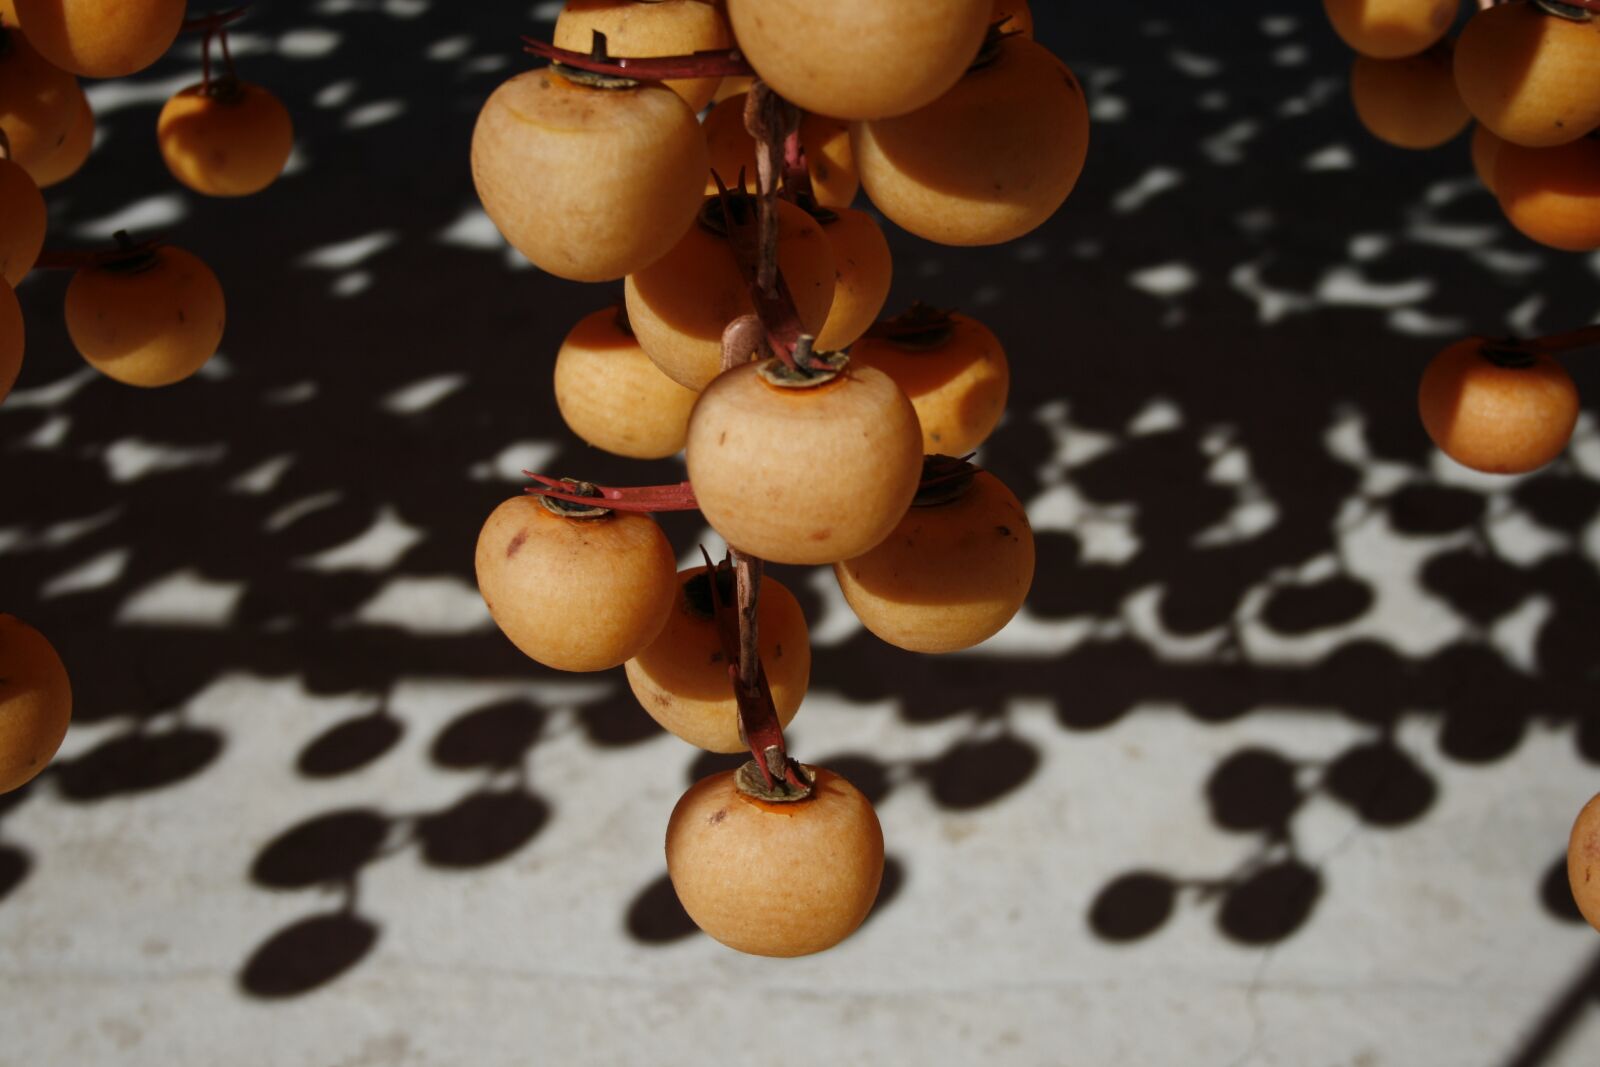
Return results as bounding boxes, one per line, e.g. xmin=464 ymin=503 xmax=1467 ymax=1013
xmin=506 ymin=529 xmax=528 ymax=558
xmin=809 ymin=529 xmax=831 ymax=541
xmin=709 ymin=808 xmax=726 ymax=825
xmin=997 ymin=525 xmax=1012 ymax=537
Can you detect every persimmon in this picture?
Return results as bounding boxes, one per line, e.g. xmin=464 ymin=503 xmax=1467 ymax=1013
xmin=848 ymin=308 xmax=1009 ymax=456
xmin=701 ymin=94 xmax=859 ymax=209
xmin=474 ymin=493 xmax=677 ymax=672
xmin=1493 ymin=135 xmax=1600 ymax=252
xmin=725 ymin=0 xmax=991 ymax=120
xmin=711 ymin=74 xmax=752 ymax=104
xmin=993 ymin=0 xmax=1034 ymax=36
xmin=0 ymin=25 xmax=78 ymax=170
xmin=553 ymin=0 xmax=732 ymax=113
xmin=1569 ymin=792 xmax=1600 ymax=932
xmin=0 ymin=614 xmax=71 ymax=795
xmin=1323 ymin=0 xmax=1457 ymax=59
xmin=814 ymin=207 xmax=892 ymax=351
xmin=0 ymin=153 xmax=45 ymax=285
xmin=26 ymin=76 xmax=90 ymax=187
xmin=625 ymin=566 xmax=810 ymax=753
xmin=14 ymin=0 xmax=184 ymax=78
xmin=835 ymin=466 xmax=1034 ymax=653
xmin=1454 ymin=1 xmax=1600 ymax=148
xmin=685 ymin=356 xmax=923 ymax=565
xmin=64 ymin=245 xmax=226 ymax=387
xmin=553 ymin=306 xmax=698 ymax=459
xmin=1470 ymin=122 xmax=1504 ymax=193
xmin=851 ymin=35 xmax=1089 ymax=246
xmin=1417 ymin=338 xmax=1578 ymax=474
xmin=470 ymin=67 xmax=707 ymax=282
xmin=157 ymin=79 xmax=294 ymax=198
xmin=1349 ymin=46 xmax=1469 ymax=149
xmin=666 ymin=764 xmax=884 ymax=956
xmin=625 ymin=195 xmax=836 ymax=391
xmin=0 ymin=278 xmax=21 ymax=402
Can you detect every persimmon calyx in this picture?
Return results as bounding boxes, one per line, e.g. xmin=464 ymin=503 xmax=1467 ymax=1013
xmin=864 ymin=301 xmax=959 ymax=349
xmin=915 ymin=454 xmax=980 ymax=506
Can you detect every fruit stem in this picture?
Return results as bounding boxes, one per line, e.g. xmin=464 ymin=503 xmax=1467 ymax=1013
xmin=696 ymin=546 xmax=809 ymax=800
xmin=35 ymin=231 xmax=163 ymax=271
xmin=520 ymin=472 xmax=699 ymax=512
xmin=520 ymin=35 xmax=755 ymax=80
xmin=1483 ymin=325 xmax=1600 ymax=362
xmin=710 ymin=174 xmax=810 ymax=371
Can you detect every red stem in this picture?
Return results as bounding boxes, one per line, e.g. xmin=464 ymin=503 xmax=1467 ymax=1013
xmin=521 ymin=473 xmax=698 ymax=512
xmin=35 ymin=234 xmax=161 ymax=271
xmin=1522 ymin=324 xmax=1600 ymax=356
xmin=218 ymin=26 xmax=236 ymax=79
xmin=522 ymin=461 xmax=980 ymax=516
xmin=521 ymin=35 xmax=754 ymax=80
xmin=711 ymin=176 xmax=807 ymax=369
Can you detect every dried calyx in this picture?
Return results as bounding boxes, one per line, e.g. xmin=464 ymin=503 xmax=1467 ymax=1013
xmin=201 ymin=74 xmax=248 ymax=103
xmin=535 ymin=478 xmax=613 ymax=519
xmin=866 ymin=301 xmax=957 ymax=350
xmin=69 ymin=230 xmax=162 ymax=274
xmin=682 ymin=566 xmax=737 ymax=620
xmin=698 ymin=187 xmax=759 ymax=237
xmin=915 ymin=454 xmax=979 ymax=506
xmin=969 ymin=16 xmax=1024 ymax=70
xmin=1535 ymin=0 xmax=1594 ymax=21
xmin=1478 ymin=340 xmax=1538 ymax=369
xmin=755 ymin=342 xmax=847 ymax=387
xmin=736 ymin=754 xmax=815 ymax=803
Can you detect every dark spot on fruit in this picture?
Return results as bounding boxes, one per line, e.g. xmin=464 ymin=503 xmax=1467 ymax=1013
xmin=997 ymin=525 xmax=1012 ymax=537
xmin=931 ymin=431 xmax=942 ymax=442
xmin=709 ymin=651 xmax=723 ymax=664
xmin=774 ymin=644 xmax=782 ymax=659
xmin=709 ymin=809 xmax=726 ymax=825
xmin=177 ymin=309 xmax=186 ymax=323
xmin=718 ymin=431 xmax=727 ymax=445
xmin=809 ymin=529 xmax=831 ymax=541
xmin=506 ymin=530 xmax=528 ymax=558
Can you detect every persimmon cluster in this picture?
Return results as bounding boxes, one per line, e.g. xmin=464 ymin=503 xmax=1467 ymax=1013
xmin=0 ymin=3 xmax=293 ymax=400
xmin=1329 ymin=0 xmax=1600 ymax=252
xmin=470 ymin=0 xmax=1076 ymax=956
xmin=0 ymin=3 xmax=297 ymax=797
